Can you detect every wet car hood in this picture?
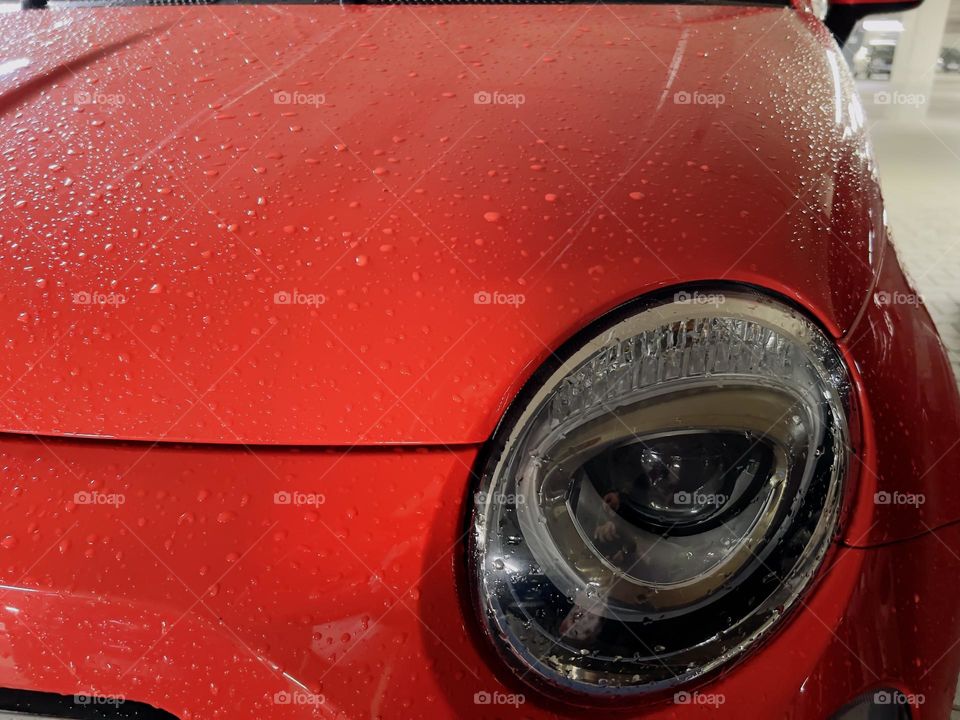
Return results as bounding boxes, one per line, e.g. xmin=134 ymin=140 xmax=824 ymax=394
xmin=0 ymin=3 xmax=883 ymax=445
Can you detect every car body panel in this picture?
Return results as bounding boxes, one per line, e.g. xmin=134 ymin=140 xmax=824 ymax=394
xmin=0 ymin=434 xmax=955 ymax=718
xmin=0 ymin=3 xmax=882 ymax=446
xmin=840 ymin=243 xmax=960 ymax=546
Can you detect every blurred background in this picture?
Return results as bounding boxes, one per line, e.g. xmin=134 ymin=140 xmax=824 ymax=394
xmin=844 ymin=0 xmax=960 ymax=387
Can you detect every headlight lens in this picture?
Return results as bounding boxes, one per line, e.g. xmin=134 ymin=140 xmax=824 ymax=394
xmin=468 ymin=289 xmax=850 ymax=698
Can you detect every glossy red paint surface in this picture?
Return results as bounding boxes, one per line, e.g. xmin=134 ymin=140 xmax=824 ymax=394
xmin=840 ymin=243 xmax=960 ymax=546
xmin=0 ymin=436 xmax=955 ymax=719
xmin=0 ymin=3 xmax=882 ymax=446
xmin=0 ymin=2 xmax=957 ymax=719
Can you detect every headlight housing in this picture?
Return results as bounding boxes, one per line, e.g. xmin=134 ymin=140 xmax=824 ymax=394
xmin=467 ymin=288 xmax=850 ymax=699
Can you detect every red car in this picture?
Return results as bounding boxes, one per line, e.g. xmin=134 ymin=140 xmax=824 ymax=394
xmin=0 ymin=0 xmax=957 ymax=717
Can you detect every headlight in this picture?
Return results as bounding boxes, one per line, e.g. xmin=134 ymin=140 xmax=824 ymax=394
xmin=467 ymin=288 xmax=850 ymax=698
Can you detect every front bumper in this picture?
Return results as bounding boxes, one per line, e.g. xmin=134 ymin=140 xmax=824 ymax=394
xmin=0 ymin=435 xmax=956 ymax=719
